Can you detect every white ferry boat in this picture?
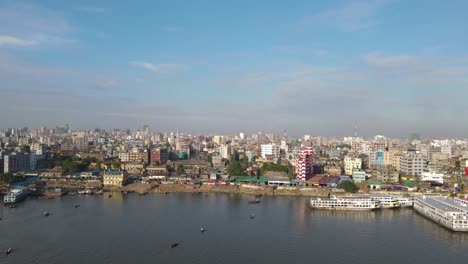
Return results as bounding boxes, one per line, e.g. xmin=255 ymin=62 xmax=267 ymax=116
xmin=310 ymin=196 xmax=381 ymax=210
xmin=413 ymin=196 xmax=468 ymax=232
xmin=348 ymin=194 xmax=400 ymax=209
xmin=395 ymin=196 xmax=414 ymax=207
xmin=4 ymin=186 xmax=29 ymax=204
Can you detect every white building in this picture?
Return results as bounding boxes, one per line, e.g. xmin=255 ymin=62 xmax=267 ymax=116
xmin=421 ymin=171 xmax=444 ymax=184
xmin=441 ymin=144 xmax=452 ymax=159
xmin=239 ymin=132 xmax=245 ymax=140
xmin=118 ymin=152 xmax=129 ymax=162
xmin=400 ymin=150 xmax=426 ymax=176
xmin=261 ymin=143 xmax=280 ymax=159
xmin=219 ymin=144 xmax=231 ymax=160
xmin=344 ymin=156 xmax=362 ymax=175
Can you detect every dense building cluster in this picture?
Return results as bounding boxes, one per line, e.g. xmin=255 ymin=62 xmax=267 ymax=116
xmin=1 ymin=126 xmax=468 ymax=191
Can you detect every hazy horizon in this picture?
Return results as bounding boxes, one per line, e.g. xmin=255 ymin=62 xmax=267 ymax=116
xmin=1 ymin=0 xmax=468 ymax=137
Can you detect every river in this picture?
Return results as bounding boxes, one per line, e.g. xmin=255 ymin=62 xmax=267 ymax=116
xmin=1 ymin=193 xmax=467 ymax=264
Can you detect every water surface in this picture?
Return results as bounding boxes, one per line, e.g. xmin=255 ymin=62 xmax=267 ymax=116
xmin=1 ymin=193 xmax=467 ymax=264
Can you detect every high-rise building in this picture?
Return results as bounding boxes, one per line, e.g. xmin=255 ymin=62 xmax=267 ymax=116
xmin=400 ymin=150 xmax=426 ymax=176
xmin=261 ymin=143 xmax=280 ymax=159
xmin=440 ymin=144 xmax=452 ymax=159
xmin=295 ymin=147 xmax=314 ymax=181
xmin=344 ymin=156 xmax=362 ymax=175
xmin=150 ymin=148 xmax=169 ymax=164
xmin=4 ymin=153 xmax=31 ymax=173
xmin=220 ymin=144 xmax=231 ymax=160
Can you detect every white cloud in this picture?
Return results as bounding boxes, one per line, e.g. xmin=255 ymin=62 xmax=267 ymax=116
xmin=301 ymin=0 xmax=389 ymax=31
xmin=75 ymin=7 xmax=107 ymax=13
xmin=130 ymin=61 xmax=186 ymax=73
xmin=0 ymin=3 xmax=75 ymax=48
xmin=161 ymin=26 xmax=182 ymax=32
xmin=363 ymin=53 xmax=419 ymax=67
xmin=0 ymin=35 xmax=37 ymax=46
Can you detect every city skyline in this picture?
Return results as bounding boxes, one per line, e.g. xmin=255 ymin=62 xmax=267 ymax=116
xmin=1 ymin=0 xmax=468 ymax=137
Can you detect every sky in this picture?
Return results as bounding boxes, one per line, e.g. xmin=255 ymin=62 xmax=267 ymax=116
xmin=1 ymin=0 xmax=468 ymax=137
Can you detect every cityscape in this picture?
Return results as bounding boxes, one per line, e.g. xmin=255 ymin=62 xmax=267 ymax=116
xmin=2 ymin=0 xmax=468 ymax=263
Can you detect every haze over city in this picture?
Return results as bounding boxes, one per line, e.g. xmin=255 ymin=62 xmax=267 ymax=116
xmin=1 ymin=0 xmax=468 ymax=137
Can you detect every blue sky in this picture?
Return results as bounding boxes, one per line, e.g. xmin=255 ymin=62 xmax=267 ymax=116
xmin=1 ymin=0 xmax=468 ymax=137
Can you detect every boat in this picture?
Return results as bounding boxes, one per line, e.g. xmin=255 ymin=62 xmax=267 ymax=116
xmin=414 ymin=196 xmax=468 ymax=232
xmin=108 ymin=194 xmax=113 ymax=198
xmin=8 ymin=204 xmax=17 ymax=208
xmin=139 ymin=192 xmax=148 ymax=195
xmin=250 ymin=213 xmax=255 ymax=219
xmin=310 ymin=196 xmax=381 ymax=210
xmin=44 ymin=211 xmax=50 ymax=217
xmin=347 ymin=194 xmax=400 ymax=209
xmin=248 ymin=199 xmax=260 ymax=204
xmin=5 ymin=248 xmax=11 ymax=255
xmin=4 ymin=186 xmax=28 ymax=204
xmin=85 ymin=189 xmax=94 ymax=195
xmin=395 ymin=196 xmax=414 ymax=207
xmin=200 ymin=228 xmax=205 ymax=232
xmin=255 ymin=194 xmax=263 ymax=198
xmin=74 ymin=205 xmax=80 ymax=208
xmin=78 ymin=190 xmax=86 ymax=195
xmin=170 ymin=243 xmax=179 ymax=248
xmin=96 ymin=190 xmax=104 ymax=195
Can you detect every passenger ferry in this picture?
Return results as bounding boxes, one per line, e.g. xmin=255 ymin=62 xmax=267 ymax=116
xmin=348 ymin=194 xmax=400 ymax=209
xmin=413 ymin=196 xmax=468 ymax=232
xmin=310 ymin=196 xmax=381 ymax=210
xmin=395 ymin=196 xmax=414 ymax=207
xmin=4 ymin=186 xmax=29 ymax=204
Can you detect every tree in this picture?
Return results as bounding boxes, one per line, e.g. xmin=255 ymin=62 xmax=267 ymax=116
xmin=338 ymin=181 xmax=359 ymax=193
xmin=0 ymin=173 xmax=14 ymax=184
xmin=260 ymin=162 xmax=288 ymax=175
xmin=227 ymin=161 xmax=245 ymax=176
xmin=177 ymin=164 xmax=185 ymax=174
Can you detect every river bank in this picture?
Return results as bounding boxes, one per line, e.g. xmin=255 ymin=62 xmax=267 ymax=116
xmin=2 ymin=179 xmax=440 ymax=198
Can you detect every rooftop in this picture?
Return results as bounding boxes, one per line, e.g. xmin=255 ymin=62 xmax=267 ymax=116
xmin=417 ymin=196 xmax=468 ymax=214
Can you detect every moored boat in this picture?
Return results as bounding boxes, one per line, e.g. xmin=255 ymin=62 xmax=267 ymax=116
xmin=414 ymin=195 xmax=468 ymax=232
xmin=310 ymin=196 xmax=381 ymax=210
xmin=347 ymin=194 xmax=400 ymax=209
xmin=4 ymin=186 xmax=28 ymax=204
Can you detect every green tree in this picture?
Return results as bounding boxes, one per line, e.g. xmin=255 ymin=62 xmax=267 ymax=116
xmin=227 ymin=161 xmax=245 ymax=176
xmin=260 ymin=162 xmax=288 ymax=175
xmin=177 ymin=164 xmax=185 ymax=174
xmin=0 ymin=173 xmax=14 ymax=184
xmin=338 ymin=181 xmax=359 ymax=193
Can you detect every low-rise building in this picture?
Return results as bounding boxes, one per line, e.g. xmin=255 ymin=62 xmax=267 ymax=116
xmin=121 ymin=162 xmax=145 ymax=175
xmin=375 ymin=166 xmax=399 ymax=183
xmin=352 ymin=170 xmax=366 ymax=183
xmin=344 ymin=156 xmax=362 ymax=175
xmin=103 ymin=170 xmax=128 ymax=187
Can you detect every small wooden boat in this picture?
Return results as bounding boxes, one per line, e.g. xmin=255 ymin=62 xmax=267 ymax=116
xmin=170 ymin=243 xmax=179 ymax=248
xmin=5 ymin=248 xmax=12 ymax=255
xmin=140 ymin=192 xmax=148 ymax=195
xmin=248 ymin=199 xmax=260 ymax=204
xmin=44 ymin=211 xmax=50 ymax=217
xmin=200 ymin=228 xmax=205 ymax=232
xmin=108 ymin=194 xmax=113 ymax=198
xmin=250 ymin=213 xmax=255 ymax=219
xmin=255 ymin=194 xmax=263 ymax=198
xmin=74 ymin=205 xmax=80 ymax=208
